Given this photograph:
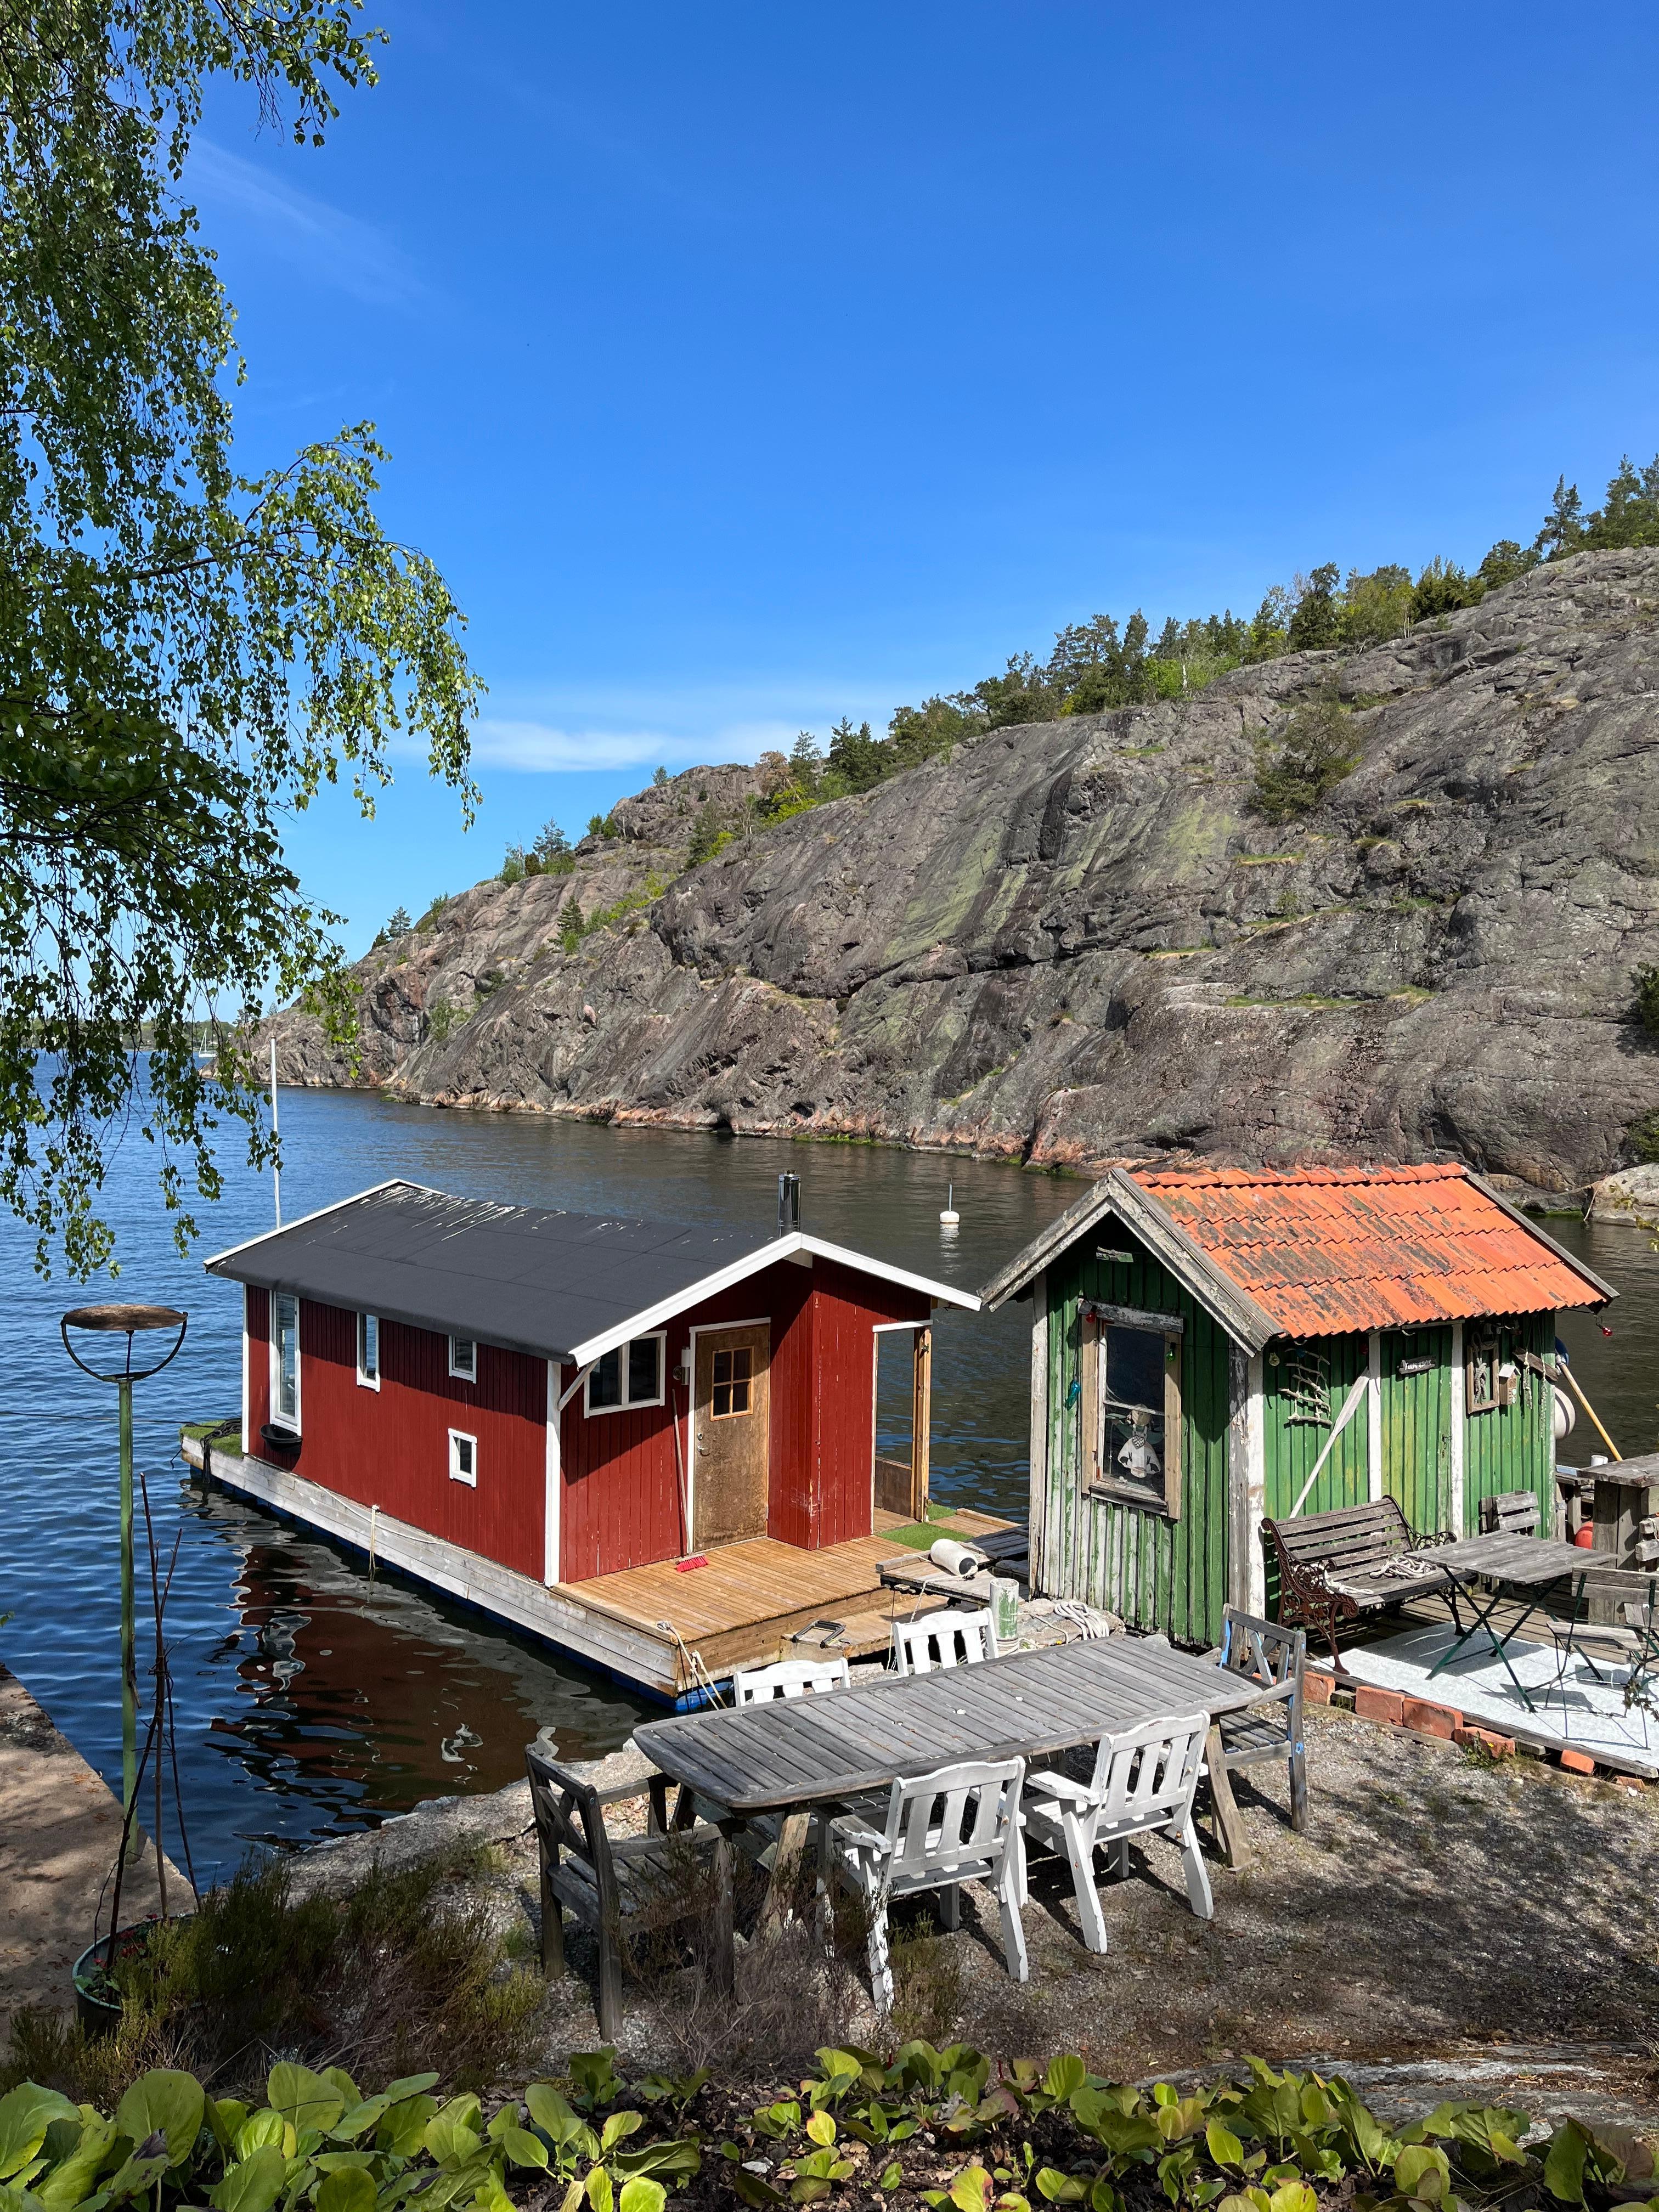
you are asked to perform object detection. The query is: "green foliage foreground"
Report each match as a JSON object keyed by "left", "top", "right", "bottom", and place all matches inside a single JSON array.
[{"left": 2, "top": 2040, "right": 1653, "bottom": 2212}]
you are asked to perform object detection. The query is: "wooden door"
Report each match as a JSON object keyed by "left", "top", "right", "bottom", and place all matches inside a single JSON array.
[{"left": 693, "top": 1324, "right": 771, "bottom": 1548}]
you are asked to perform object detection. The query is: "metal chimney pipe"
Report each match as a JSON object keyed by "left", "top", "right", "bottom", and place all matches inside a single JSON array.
[{"left": 777, "top": 1171, "right": 800, "bottom": 1235}]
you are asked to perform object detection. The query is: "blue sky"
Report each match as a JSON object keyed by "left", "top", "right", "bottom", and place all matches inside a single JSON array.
[{"left": 195, "top": 3, "right": 1659, "bottom": 956}]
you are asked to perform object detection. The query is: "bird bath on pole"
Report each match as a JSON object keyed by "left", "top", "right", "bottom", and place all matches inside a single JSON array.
[{"left": 60, "top": 1304, "right": 188, "bottom": 1816}]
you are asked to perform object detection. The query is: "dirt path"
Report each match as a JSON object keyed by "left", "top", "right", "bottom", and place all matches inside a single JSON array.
[
  {"left": 291, "top": 1700, "right": 1659, "bottom": 2125},
  {"left": 0, "top": 1662, "right": 189, "bottom": 2039}
]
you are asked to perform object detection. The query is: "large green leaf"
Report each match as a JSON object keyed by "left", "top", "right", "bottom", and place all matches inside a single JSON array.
[
  {"left": 266, "top": 2069, "right": 343, "bottom": 2136},
  {"left": 500, "top": 2129, "right": 549, "bottom": 2172},
  {"left": 208, "top": 2147, "right": 287, "bottom": 2212},
  {"left": 114, "top": 2075, "right": 204, "bottom": 2170},
  {"left": 617, "top": 2183, "right": 665, "bottom": 2212},
  {"left": 36, "top": 2113, "right": 120, "bottom": 2209},
  {"left": 232, "top": 2114, "right": 285, "bottom": 2160},
  {"left": 0, "top": 2089, "right": 78, "bottom": 2182},
  {"left": 315, "top": 2168, "right": 375, "bottom": 2212},
  {"left": 1544, "top": 2123, "right": 1590, "bottom": 2206}
]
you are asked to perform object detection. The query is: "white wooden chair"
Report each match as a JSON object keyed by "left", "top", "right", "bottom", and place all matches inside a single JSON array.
[
  {"left": 892, "top": 1607, "right": 998, "bottom": 1674},
  {"left": 1021, "top": 1709, "right": 1212, "bottom": 1954},
  {"left": 732, "top": 1655, "right": 851, "bottom": 1702},
  {"left": 830, "top": 1757, "right": 1028, "bottom": 2011}
]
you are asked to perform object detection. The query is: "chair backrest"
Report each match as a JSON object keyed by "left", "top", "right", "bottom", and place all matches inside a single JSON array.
[
  {"left": 732, "top": 1655, "right": 851, "bottom": 1703},
  {"left": 1218, "top": 1606, "right": 1305, "bottom": 1693},
  {"left": 892, "top": 1607, "right": 997, "bottom": 1675},
  {"left": 1480, "top": 1489, "right": 1541, "bottom": 1537},
  {"left": 524, "top": 1739, "right": 613, "bottom": 1894},
  {"left": 1084, "top": 1709, "right": 1209, "bottom": 1833},
  {"left": 879, "top": 1756, "right": 1024, "bottom": 1884},
  {"left": 1266, "top": 1496, "right": 1414, "bottom": 1571}
]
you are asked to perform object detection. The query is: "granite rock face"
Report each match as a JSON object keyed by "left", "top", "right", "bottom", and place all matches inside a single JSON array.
[{"left": 268, "top": 551, "right": 1659, "bottom": 1190}]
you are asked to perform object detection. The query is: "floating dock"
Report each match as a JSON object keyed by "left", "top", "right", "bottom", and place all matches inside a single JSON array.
[{"left": 180, "top": 1432, "right": 1014, "bottom": 1705}]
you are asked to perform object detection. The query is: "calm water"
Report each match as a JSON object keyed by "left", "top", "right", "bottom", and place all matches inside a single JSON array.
[
  {"left": 0, "top": 1093, "right": 1076, "bottom": 1880},
  {"left": 4, "top": 1094, "right": 1655, "bottom": 1884}
]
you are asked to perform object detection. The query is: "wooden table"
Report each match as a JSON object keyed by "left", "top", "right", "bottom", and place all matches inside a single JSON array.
[
  {"left": 635, "top": 1636, "right": 1269, "bottom": 1919},
  {"left": 1423, "top": 1531, "right": 1589, "bottom": 1711}
]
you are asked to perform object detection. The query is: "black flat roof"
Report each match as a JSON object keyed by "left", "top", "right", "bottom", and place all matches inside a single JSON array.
[{"left": 205, "top": 1180, "right": 778, "bottom": 1364}]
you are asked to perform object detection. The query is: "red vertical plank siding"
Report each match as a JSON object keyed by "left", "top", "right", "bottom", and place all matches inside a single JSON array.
[
  {"left": 249, "top": 1297, "right": 549, "bottom": 1581},
  {"left": 238, "top": 1254, "right": 927, "bottom": 1589},
  {"left": 805, "top": 1260, "right": 930, "bottom": 1548},
  {"left": 557, "top": 1262, "right": 817, "bottom": 1579},
  {"left": 246, "top": 1286, "right": 270, "bottom": 1442}
]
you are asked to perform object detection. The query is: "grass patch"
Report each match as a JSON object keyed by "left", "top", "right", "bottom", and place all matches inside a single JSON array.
[
  {"left": 1234, "top": 852, "right": 1301, "bottom": 866},
  {"left": 2, "top": 1848, "right": 545, "bottom": 2105},
  {"left": 1223, "top": 992, "right": 1369, "bottom": 1010}
]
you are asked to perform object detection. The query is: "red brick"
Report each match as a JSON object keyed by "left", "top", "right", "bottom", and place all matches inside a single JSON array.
[
  {"left": 1615, "top": 1774, "right": 1646, "bottom": 1793},
  {"left": 1303, "top": 1670, "right": 1335, "bottom": 1706},
  {"left": 1454, "top": 1725, "right": 1515, "bottom": 1757},
  {"left": 1354, "top": 1685, "right": 1405, "bottom": 1726},
  {"left": 1559, "top": 1748, "right": 1596, "bottom": 1776},
  {"left": 1402, "top": 1697, "right": 1462, "bottom": 1739}
]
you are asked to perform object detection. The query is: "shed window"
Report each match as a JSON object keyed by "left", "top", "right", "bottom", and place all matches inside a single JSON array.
[
  {"left": 357, "top": 1312, "right": 380, "bottom": 1390},
  {"left": 585, "top": 1333, "right": 666, "bottom": 1415},
  {"left": 272, "top": 1291, "right": 300, "bottom": 1428},
  {"left": 449, "top": 1335, "right": 476, "bottom": 1381},
  {"left": 449, "top": 1429, "right": 477, "bottom": 1486},
  {"left": 1081, "top": 1300, "right": 1183, "bottom": 1517}
]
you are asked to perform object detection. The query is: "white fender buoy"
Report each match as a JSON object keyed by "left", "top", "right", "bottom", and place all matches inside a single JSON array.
[{"left": 939, "top": 1181, "right": 960, "bottom": 1227}]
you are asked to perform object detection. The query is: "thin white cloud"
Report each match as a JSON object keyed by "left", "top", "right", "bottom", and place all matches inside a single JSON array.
[
  {"left": 187, "top": 138, "right": 425, "bottom": 307},
  {"left": 471, "top": 716, "right": 800, "bottom": 773}
]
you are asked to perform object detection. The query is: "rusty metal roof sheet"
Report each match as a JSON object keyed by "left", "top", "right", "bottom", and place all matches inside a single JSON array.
[{"left": 1127, "top": 1163, "right": 1611, "bottom": 1336}]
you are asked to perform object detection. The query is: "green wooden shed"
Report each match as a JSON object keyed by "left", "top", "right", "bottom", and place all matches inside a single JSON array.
[{"left": 980, "top": 1164, "right": 1614, "bottom": 1649}]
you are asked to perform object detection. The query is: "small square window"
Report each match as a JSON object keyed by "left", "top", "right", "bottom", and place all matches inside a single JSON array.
[
  {"left": 449, "top": 1429, "right": 477, "bottom": 1486},
  {"left": 449, "top": 1335, "right": 476, "bottom": 1381},
  {"left": 712, "top": 1345, "right": 753, "bottom": 1419},
  {"left": 357, "top": 1312, "right": 380, "bottom": 1389}
]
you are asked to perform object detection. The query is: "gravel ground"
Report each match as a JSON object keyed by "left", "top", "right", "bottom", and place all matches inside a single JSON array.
[{"left": 288, "top": 1704, "right": 1659, "bottom": 2123}]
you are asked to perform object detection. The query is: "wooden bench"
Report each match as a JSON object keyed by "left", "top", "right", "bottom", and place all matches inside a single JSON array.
[
  {"left": 1265, "top": 1497, "right": 1453, "bottom": 1667},
  {"left": 1479, "top": 1489, "right": 1541, "bottom": 1537}
]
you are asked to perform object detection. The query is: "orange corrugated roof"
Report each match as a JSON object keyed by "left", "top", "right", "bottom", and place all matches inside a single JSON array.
[{"left": 1127, "top": 1163, "right": 1605, "bottom": 1336}]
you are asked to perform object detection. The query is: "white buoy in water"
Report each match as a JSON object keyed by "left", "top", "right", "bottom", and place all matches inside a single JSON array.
[{"left": 939, "top": 1181, "right": 960, "bottom": 1227}]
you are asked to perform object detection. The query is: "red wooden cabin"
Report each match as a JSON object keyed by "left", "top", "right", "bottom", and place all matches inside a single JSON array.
[{"left": 202, "top": 1180, "right": 977, "bottom": 1694}]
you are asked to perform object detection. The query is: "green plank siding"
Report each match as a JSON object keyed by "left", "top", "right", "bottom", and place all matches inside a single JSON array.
[
  {"left": 1462, "top": 1312, "right": 1556, "bottom": 1533},
  {"left": 1380, "top": 1325, "right": 1453, "bottom": 1536},
  {"left": 1040, "top": 1236, "right": 1233, "bottom": 1647},
  {"left": 1262, "top": 1332, "right": 1370, "bottom": 1520}
]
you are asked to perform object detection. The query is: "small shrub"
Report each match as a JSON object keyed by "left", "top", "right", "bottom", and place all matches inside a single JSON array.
[
  {"left": 3, "top": 1850, "right": 544, "bottom": 2103},
  {"left": 426, "top": 998, "right": 455, "bottom": 1044},
  {"left": 652, "top": 765, "right": 669, "bottom": 787},
  {"left": 1633, "top": 962, "right": 1659, "bottom": 1035},
  {"left": 1251, "top": 697, "right": 1362, "bottom": 822},
  {"left": 415, "top": 891, "right": 449, "bottom": 930},
  {"left": 687, "top": 804, "right": 731, "bottom": 866},
  {"left": 587, "top": 811, "right": 619, "bottom": 839},
  {"left": 499, "top": 845, "right": 527, "bottom": 885},
  {"left": 1629, "top": 1111, "right": 1659, "bottom": 1165},
  {"left": 887, "top": 1909, "right": 967, "bottom": 2046}
]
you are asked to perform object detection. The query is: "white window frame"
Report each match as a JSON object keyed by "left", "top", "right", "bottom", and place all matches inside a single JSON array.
[
  {"left": 449, "top": 1334, "right": 477, "bottom": 1382},
  {"left": 583, "top": 1330, "right": 667, "bottom": 1417},
  {"left": 357, "top": 1311, "right": 381, "bottom": 1391},
  {"left": 269, "top": 1288, "right": 301, "bottom": 1432},
  {"left": 449, "top": 1428, "right": 478, "bottom": 1487}
]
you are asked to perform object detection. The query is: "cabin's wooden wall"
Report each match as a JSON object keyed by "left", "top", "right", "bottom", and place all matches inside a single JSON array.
[
  {"left": 791, "top": 1259, "right": 930, "bottom": 1549},
  {"left": 1040, "top": 1237, "right": 1233, "bottom": 1647},
  {"left": 245, "top": 1285, "right": 270, "bottom": 1442},
  {"left": 1462, "top": 1311, "right": 1556, "bottom": 1531},
  {"left": 244, "top": 1297, "right": 549, "bottom": 1581}
]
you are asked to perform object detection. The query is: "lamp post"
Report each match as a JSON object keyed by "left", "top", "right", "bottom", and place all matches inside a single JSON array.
[{"left": 60, "top": 1303, "right": 188, "bottom": 1816}]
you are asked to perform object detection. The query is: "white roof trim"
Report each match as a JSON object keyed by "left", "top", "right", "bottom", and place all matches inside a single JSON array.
[
  {"left": 201, "top": 1178, "right": 423, "bottom": 1271},
  {"left": 565, "top": 1229, "right": 978, "bottom": 1367}
]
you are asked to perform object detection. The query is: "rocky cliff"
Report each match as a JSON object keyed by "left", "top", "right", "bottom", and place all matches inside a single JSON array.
[{"left": 268, "top": 550, "right": 1659, "bottom": 1192}]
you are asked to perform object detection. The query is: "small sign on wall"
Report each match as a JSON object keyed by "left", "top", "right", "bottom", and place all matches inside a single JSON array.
[{"left": 1397, "top": 1356, "right": 1434, "bottom": 1376}]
